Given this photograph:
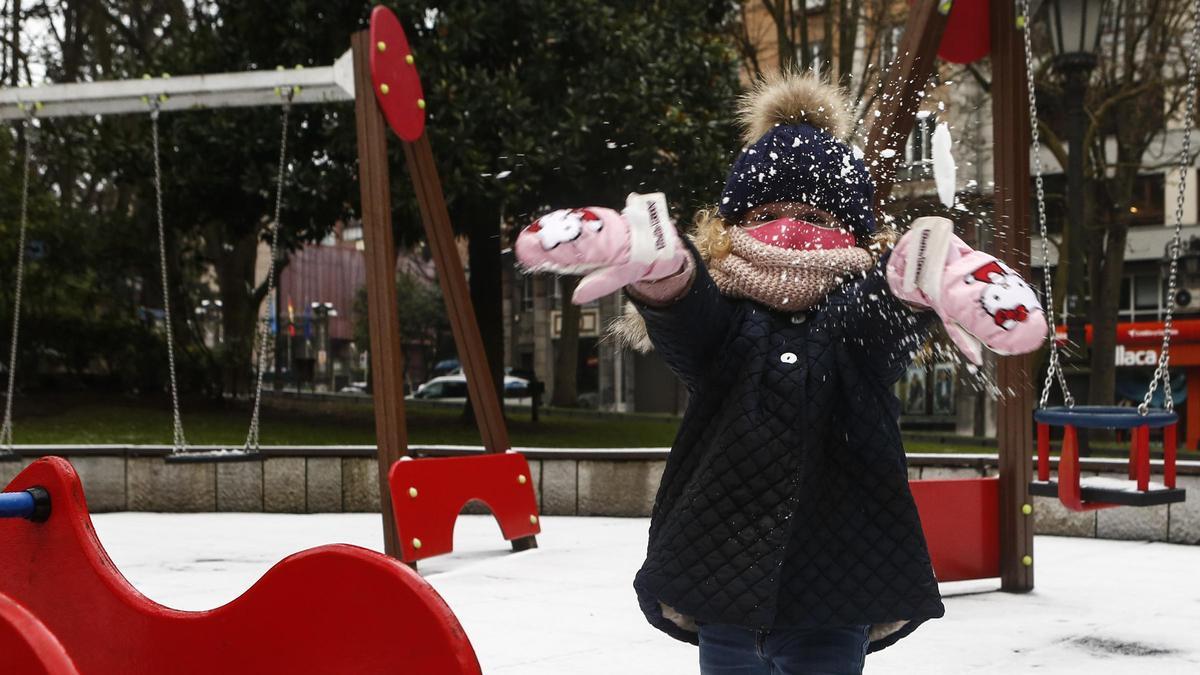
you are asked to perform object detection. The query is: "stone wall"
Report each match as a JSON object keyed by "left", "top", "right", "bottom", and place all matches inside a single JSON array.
[{"left": 1, "top": 449, "right": 1196, "bottom": 545}]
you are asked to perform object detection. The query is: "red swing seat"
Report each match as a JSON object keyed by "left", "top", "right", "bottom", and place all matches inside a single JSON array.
[{"left": 1032, "top": 406, "right": 1187, "bottom": 512}]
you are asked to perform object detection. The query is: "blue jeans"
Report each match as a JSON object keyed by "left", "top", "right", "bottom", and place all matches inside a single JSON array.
[{"left": 697, "top": 623, "right": 870, "bottom": 675}]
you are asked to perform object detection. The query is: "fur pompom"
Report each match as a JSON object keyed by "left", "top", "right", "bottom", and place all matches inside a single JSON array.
[
  {"left": 737, "top": 71, "right": 853, "bottom": 144},
  {"left": 606, "top": 302, "right": 654, "bottom": 353}
]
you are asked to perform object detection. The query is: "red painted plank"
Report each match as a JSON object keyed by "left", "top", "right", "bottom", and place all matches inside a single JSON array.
[
  {"left": 910, "top": 477, "right": 1001, "bottom": 582},
  {"left": 389, "top": 453, "right": 541, "bottom": 562},
  {"left": 0, "top": 458, "right": 481, "bottom": 675}
]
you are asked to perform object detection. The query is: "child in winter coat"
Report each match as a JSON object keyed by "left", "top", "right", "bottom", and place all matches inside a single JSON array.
[{"left": 515, "top": 72, "right": 1046, "bottom": 675}]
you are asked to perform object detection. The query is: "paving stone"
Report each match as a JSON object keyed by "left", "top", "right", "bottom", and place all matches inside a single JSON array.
[
  {"left": 1167, "top": 475, "right": 1200, "bottom": 544},
  {"left": 216, "top": 461, "right": 263, "bottom": 512},
  {"left": 342, "top": 458, "right": 381, "bottom": 512},
  {"left": 264, "top": 457, "right": 305, "bottom": 513},
  {"left": 578, "top": 460, "right": 664, "bottom": 517},
  {"left": 67, "top": 456, "right": 126, "bottom": 512},
  {"left": 306, "top": 457, "right": 343, "bottom": 513},
  {"left": 542, "top": 460, "right": 578, "bottom": 516},
  {"left": 127, "top": 457, "right": 215, "bottom": 511},
  {"left": 1033, "top": 495, "right": 1096, "bottom": 538}
]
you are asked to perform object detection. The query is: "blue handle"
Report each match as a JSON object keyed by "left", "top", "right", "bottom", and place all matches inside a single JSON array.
[{"left": 0, "top": 490, "right": 36, "bottom": 519}]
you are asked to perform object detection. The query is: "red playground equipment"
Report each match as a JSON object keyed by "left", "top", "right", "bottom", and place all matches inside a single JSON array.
[
  {"left": 390, "top": 453, "right": 541, "bottom": 562},
  {"left": 1033, "top": 408, "right": 1186, "bottom": 511},
  {"left": 0, "top": 458, "right": 483, "bottom": 674}
]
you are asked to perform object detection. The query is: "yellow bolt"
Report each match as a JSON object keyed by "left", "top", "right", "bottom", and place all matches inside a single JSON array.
[
  {"left": 34, "top": 101, "right": 42, "bottom": 110},
  {"left": 1022, "top": 555, "right": 1033, "bottom": 567},
  {"left": 405, "top": 54, "right": 415, "bottom": 65},
  {"left": 1016, "top": 16, "right": 1027, "bottom": 30},
  {"left": 161, "top": 72, "right": 171, "bottom": 79},
  {"left": 1022, "top": 503, "right": 1033, "bottom": 516},
  {"left": 417, "top": 98, "right": 426, "bottom": 110},
  {"left": 518, "top": 474, "right": 527, "bottom": 485},
  {"left": 377, "top": 41, "right": 387, "bottom": 52},
  {"left": 380, "top": 83, "right": 390, "bottom": 95},
  {"left": 159, "top": 93, "right": 169, "bottom": 103},
  {"left": 412, "top": 538, "right": 422, "bottom": 550},
  {"left": 408, "top": 487, "right": 418, "bottom": 498},
  {"left": 530, "top": 514, "right": 539, "bottom": 525},
  {"left": 142, "top": 74, "right": 152, "bottom": 79}
]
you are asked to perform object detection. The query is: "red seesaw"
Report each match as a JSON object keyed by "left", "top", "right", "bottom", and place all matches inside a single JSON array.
[{"left": 0, "top": 457, "right": 482, "bottom": 674}]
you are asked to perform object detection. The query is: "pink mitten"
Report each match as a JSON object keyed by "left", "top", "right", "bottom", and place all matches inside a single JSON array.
[
  {"left": 887, "top": 217, "right": 1048, "bottom": 365},
  {"left": 514, "top": 192, "right": 687, "bottom": 305}
]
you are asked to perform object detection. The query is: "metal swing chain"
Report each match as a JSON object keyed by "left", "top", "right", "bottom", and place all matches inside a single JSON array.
[
  {"left": 1140, "top": 0, "right": 1200, "bottom": 415},
  {"left": 151, "top": 104, "right": 188, "bottom": 453},
  {"left": 0, "top": 111, "right": 36, "bottom": 453},
  {"left": 1022, "top": 0, "right": 1075, "bottom": 409},
  {"left": 244, "top": 96, "right": 293, "bottom": 452}
]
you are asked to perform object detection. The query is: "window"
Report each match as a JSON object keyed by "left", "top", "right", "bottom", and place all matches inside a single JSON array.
[
  {"left": 521, "top": 275, "right": 535, "bottom": 312},
  {"left": 902, "top": 112, "right": 936, "bottom": 179},
  {"left": 880, "top": 25, "right": 905, "bottom": 69},
  {"left": 1118, "top": 174, "right": 1165, "bottom": 226},
  {"left": 1119, "top": 273, "right": 1166, "bottom": 322}
]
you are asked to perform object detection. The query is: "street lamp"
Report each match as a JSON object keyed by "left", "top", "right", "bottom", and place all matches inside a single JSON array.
[
  {"left": 311, "top": 302, "right": 338, "bottom": 390},
  {"left": 1046, "top": 0, "right": 1106, "bottom": 357}
]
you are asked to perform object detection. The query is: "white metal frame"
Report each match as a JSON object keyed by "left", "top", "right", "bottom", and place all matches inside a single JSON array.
[{"left": 0, "top": 50, "right": 355, "bottom": 120}]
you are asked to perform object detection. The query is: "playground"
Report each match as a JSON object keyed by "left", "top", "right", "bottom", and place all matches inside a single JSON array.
[
  {"left": 3, "top": 0, "right": 1200, "bottom": 673},
  {"left": 92, "top": 512, "right": 1200, "bottom": 674}
]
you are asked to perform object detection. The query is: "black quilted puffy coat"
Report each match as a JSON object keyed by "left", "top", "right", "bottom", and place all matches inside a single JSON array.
[{"left": 630, "top": 248, "right": 946, "bottom": 653}]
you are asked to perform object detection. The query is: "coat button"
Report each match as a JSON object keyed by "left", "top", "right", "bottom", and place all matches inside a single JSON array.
[{"left": 780, "top": 352, "right": 797, "bottom": 364}]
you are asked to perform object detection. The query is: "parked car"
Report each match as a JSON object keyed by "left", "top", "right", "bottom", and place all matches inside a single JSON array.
[
  {"left": 430, "top": 359, "right": 461, "bottom": 378},
  {"left": 411, "top": 373, "right": 532, "bottom": 404}
]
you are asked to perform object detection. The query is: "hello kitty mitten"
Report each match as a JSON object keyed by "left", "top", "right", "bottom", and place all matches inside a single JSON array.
[
  {"left": 886, "top": 216, "right": 1048, "bottom": 365},
  {"left": 514, "top": 192, "right": 688, "bottom": 305}
]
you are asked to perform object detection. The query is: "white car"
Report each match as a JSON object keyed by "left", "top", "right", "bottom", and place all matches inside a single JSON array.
[{"left": 410, "top": 374, "right": 531, "bottom": 404}]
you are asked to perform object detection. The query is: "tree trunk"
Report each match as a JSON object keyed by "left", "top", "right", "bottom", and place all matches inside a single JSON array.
[
  {"left": 1088, "top": 223, "right": 1128, "bottom": 408},
  {"left": 465, "top": 202, "right": 506, "bottom": 416},
  {"left": 208, "top": 225, "right": 261, "bottom": 399},
  {"left": 552, "top": 276, "right": 580, "bottom": 407}
]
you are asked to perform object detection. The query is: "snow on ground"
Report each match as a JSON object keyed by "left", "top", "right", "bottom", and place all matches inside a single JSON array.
[{"left": 91, "top": 513, "right": 1200, "bottom": 674}]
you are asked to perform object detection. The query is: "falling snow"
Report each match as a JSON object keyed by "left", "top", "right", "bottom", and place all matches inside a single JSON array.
[{"left": 932, "top": 122, "right": 956, "bottom": 208}]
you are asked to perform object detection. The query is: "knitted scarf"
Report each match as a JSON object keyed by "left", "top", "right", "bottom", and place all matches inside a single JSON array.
[{"left": 707, "top": 227, "right": 873, "bottom": 313}]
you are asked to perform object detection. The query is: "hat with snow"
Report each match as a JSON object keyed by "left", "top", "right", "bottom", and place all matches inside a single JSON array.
[{"left": 718, "top": 73, "right": 876, "bottom": 236}]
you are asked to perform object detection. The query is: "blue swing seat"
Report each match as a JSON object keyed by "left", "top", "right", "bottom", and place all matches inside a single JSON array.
[{"left": 1032, "top": 406, "right": 1186, "bottom": 511}]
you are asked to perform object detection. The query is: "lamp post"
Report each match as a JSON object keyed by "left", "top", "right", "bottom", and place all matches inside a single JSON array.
[
  {"left": 311, "top": 301, "right": 337, "bottom": 390},
  {"left": 1046, "top": 0, "right": 1106, "bottom": 362}
]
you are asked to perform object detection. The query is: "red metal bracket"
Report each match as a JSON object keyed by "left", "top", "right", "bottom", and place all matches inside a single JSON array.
[
  {"left": 910, "top": 477, "right": 1001, "bottom": 582},
  {"left": 1, "top": 458, "right": 482, "bottom": 674},
  {"left": 389, "top": 453, "right": 541, "bottom": 563}
]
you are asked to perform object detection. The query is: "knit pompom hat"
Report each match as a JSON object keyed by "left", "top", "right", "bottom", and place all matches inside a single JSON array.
[{"left": 718, "top": 72, "right": 876, "bottom": 236}]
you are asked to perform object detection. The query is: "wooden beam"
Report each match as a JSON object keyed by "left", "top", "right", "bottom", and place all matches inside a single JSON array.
[
  {"left": 401, "top": 135, "right": 511, "bottom": 455},
  {"left": 351, "top": 31, "right": 405, "bottom": 561},
  {"left": 863, "top": 0, "right": 951, "bottom": 206},
  {"left": 990, "top": 0, "right": 1036, "bottom": 593}
]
